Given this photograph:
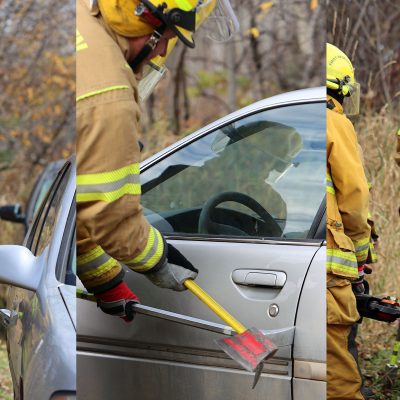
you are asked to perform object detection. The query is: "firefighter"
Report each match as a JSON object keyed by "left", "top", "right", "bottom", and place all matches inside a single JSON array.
[
  {"left": 76, "top": 0, "right": 238, "bottom": 320},
  {"left": 326, "top": 43, "right": 372, "bottom": 399}
]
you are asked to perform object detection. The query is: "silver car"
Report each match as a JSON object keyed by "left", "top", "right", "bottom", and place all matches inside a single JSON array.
[
  {"left": 0, "top": 158, "right": 76, "bottom": 399},
  {"left": 77, "top": 87, "right": 327, "bottom": 400},
  {"left": 0, "top": 160, "right": 65, "bottom": 236}
]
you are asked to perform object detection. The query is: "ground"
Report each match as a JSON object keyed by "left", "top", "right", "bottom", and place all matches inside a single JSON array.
[
  {"left": 359, "top": 321, "right": 400, "bottom": 399},
  {"left": 0, "top": 340, "right": 12, "bottom": 400}
]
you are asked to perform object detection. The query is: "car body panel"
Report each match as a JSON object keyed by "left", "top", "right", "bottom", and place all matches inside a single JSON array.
[
  {"left": 4, "top": 158, "right": 76, "bottom": 399},
  {"left": 78, "top": 351, "right": 292, "bottom": 400},
  {"left": 59, "top": 284, "right": 77, "bottom": 330},
  {"left": 294, "top": 246, "right": 326, "bottom": 363},
  {"left": 292, "top": 378, "right": 326, "bottom": 400},
  {"left": 77, "top": 88, "right": 326, "bottom": 399}
]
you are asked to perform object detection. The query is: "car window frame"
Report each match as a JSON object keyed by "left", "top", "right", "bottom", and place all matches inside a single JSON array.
[
  {"left": 25, "top": 161, "right": 72, "bottom": 254},
  {"left": 25, "top": 160, "right": 65, "bottom": 224},
  {"left": 141, "top": 99, "right": 326, "bottom": 244},
  {"left": 55, "top": 197, "right": 76, "bottom": 285}
]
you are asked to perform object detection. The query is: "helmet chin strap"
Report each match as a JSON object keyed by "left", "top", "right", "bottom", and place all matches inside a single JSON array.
[{"left": 129, "top": 25, "right": 166, "bottom": 71}]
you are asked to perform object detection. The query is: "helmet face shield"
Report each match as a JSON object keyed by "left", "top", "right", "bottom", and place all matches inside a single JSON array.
[
  {"left": 138, "top": 63, "right": 168, "bottom": 103},
  {"left": 199, "top": 0, "right": 239, "bottom": 43},
  {"left": 343, "top": 81, "right": 360, "bottom": 116},
  {"left": 138, "top": 0, "right": 239, "bottom": 101},
  {"left": 137, "top": 36, "right": 177, "bottom": 102}
]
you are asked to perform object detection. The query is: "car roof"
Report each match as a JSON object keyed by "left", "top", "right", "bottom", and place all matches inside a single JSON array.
[{"left": 142, "top": 86, "right": 325, "bottom": 168}]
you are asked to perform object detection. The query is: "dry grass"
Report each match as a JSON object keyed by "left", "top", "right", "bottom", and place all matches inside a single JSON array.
[
  {"left": 354, "top": 107, "right": 400, "bottom": 397},
  {"left": 355, "top": 108, "right": 400, "bottom": 297},
  {"left": 0, "top": 156, "right": 44, "bottom": 245},
  {"left": 0, "top": 340, "right": 13, "bottom": 400}
]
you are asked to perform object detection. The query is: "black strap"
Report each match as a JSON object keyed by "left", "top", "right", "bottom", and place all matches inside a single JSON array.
[
  {"left": 129, "top": 26, "right": 166, "bottom": 70},
  {"left": 327, "top": 99, "right": 335, "bottom": 110},
  {"left": 97, "top": 299, "right": 137, "bottom": 321}
]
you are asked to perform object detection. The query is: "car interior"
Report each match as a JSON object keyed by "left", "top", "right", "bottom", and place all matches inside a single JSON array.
[{"left": 142, "top": 113, "right": 325, "bottom": 241}]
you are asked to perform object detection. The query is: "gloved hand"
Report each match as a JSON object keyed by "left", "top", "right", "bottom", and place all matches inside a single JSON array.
[
  {"left": 144, "top": 244, "right": 198, "bottom": 291},
  {"left": 352, "top": 265, "right": 368, "bottom": 295},
  {"left": 96, "top": 281, "right": 140, "bottom": 322}
]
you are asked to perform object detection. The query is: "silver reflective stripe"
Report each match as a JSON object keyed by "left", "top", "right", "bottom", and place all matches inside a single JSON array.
[
  {"left": 355, "top": 242, "right": 369, "bottom": 252},
  {"left": 128, "top": 228, "right": 160, "bottom": 268},
  {"left": 77, "top": 174, "right": 140, "bottom": 194},
  {"left": 327, "top": 254, "right": 357, "bottom": 269},
  {"left": 326, "top": 178, "right": 334, "bottom": 190},
  {"left": 78, "top": 252, "right": 111, "bottom": 274}
]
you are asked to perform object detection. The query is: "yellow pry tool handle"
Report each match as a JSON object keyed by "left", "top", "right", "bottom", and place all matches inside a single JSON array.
[{"left": 184, "top": 279, "right": 246, "bottom": 334}]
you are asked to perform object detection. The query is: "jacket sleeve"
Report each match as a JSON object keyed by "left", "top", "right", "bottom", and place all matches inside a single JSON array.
[
  {"left": 327, "top": 113, "right": 370, "bottom": 265},
  {"left": 76, "top": 87, "right": 166, "bottom": 292}
]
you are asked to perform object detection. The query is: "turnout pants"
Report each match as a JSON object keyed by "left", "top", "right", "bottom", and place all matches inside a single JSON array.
[{"left": 327, "top": 274, "right": 365, "bottom": 400}]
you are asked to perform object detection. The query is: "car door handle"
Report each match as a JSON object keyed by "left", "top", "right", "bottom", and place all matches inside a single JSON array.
[
  {"left": 0, "top": 309, "right": 18, "bottom": 328},
  {"left": 232, "top": 269, "right": 287, "bottom": 288}
]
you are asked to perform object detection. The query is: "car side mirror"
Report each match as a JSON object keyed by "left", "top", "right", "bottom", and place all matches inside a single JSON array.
[
  {"left": 0, "top": 204, "right": 26, "bottom": 224},
  {"left": 0, "top": 245, "right": 42, "bottom": 291}
]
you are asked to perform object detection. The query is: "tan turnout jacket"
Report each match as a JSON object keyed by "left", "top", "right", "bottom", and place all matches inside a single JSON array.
[
  {"left": 76, "top": 0, "right": 165, "bottom": 294},
  {"left": 326, "top": 96, "right": 370, "bottom": 279}
]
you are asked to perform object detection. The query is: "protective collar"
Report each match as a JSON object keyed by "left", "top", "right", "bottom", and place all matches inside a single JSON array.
[{"left": 327, "top": 95, "right": 344, "bottom": 115}]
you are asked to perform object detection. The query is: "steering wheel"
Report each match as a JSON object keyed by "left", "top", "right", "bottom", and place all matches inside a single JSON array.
[{"left": 198, "top": 191, "right": 282, "bottom": 237}]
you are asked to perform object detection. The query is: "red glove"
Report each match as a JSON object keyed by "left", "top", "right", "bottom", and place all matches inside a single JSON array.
[{"left": 96, "top": 282, "right": 139, "bottom": 322}]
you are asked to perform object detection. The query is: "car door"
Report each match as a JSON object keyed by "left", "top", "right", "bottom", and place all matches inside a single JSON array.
[
  {"left": 5, "top": 160, "right": 73, "bottom": 399},
  {"left": 77, "top": 94, "right": 326, "bottom": 400}
]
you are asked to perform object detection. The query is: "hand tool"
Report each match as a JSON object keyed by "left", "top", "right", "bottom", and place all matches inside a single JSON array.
[
  {"left": 356, "top": 294, "right": 400, "bottom": 323},
  {"left": 78, "top": 281, "right": 278, "bottom": 388},
  {"left": 77, "top": 288, "right": 236, "bottom": 335},
  {"left": 183, "top": 279, "right": 277, "bottom": 388}
]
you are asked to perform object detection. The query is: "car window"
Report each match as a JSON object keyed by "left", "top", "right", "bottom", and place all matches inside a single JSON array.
[
  {"left": 56, "top": 201, "right": 76, "bottom": 286},
  {"left": 27, "top": 163, "right": 71, "bottom": 255},
  {"left": 25, "top": 161, "right": 65, "bottom": 225},
  {"left": 64, "top": 231, "right": 76, "bottom": 285},
  {"left": 141, "top": 102, "right": 325, "bottom": 239}
]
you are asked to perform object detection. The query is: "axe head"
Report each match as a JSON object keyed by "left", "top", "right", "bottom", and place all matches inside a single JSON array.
[{"left": 216, "top": 327, "right": 278, "bottom": 378}]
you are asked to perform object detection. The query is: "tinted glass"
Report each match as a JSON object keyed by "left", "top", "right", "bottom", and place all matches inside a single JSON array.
[
  {"left": 30, "top": 165, "right": 71, "bottom": 255},
  {"left": 141, "top": 102, "right": 326, "bottom": 239},
  {"left": 65, "top": 232, "right": 76, "bottom": 285}
]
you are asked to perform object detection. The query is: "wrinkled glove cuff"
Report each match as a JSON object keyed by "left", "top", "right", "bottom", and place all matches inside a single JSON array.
[{"left": 97, "top": 299, "right": 139, "bottom": 321}]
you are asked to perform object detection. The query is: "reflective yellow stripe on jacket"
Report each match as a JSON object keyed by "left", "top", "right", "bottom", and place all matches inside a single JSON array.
[
  {"left": 76, "top": 85, "right": 130, "bottom": 102},
  {"left": 76, "top": 163, "right": 141, "bottom": 203},
  {"left": 78, "top": 246, "right": 115, "bottom": 279},
  {"left": 326, "top": 173, "right": 335, "bottom": 194},
  {"left": 326, "top": 171, "right": 358, "bottom": 278},
  {"left": 124, "top": 226, "right": 164, "bottom": 272},
  {"left": 353, "top": 237, "right": 370, "bottom": 265},
  {"left": 76, "top": 29, "right": 88, "bottom": 52},
  {"left": 326, "top": 248, "right": 358, "bottom": 277}
]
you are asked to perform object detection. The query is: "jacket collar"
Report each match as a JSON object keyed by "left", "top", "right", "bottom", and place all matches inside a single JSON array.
[{"left": 327, "top": 95, "right": 344, "bottom": 115}]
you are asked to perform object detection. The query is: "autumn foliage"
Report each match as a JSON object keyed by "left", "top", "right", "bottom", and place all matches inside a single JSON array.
[{"left": 0, "top": 1, "right": 75, "bottom": 243}]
